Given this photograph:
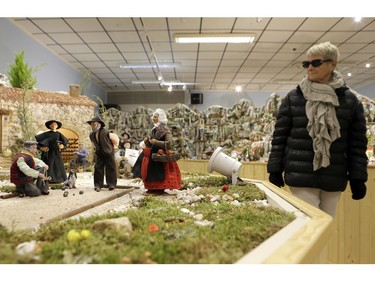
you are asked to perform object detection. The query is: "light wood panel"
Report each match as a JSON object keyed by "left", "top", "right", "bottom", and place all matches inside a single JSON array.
[
  {"left": 178, "top": 159, "right": 375, "bottom": 264},
  {"left": 237, "top": 179, "right": 333, "bottom": 264}
]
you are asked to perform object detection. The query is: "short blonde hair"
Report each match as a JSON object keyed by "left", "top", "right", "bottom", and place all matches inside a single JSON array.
[{"left": 307, "top": 41, "right": 339, "bottom": 61}]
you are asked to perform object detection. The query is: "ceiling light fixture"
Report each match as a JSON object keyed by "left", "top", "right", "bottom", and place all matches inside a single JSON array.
[
  {"left": 235, "top": 86, "right": 242, "bottom": 93},
  {"left": 120, "top": 63, "right": 180, "bottom": 69},
  {"left": 132, "top": 80, "right": 162, "bottom": 84},
  {"left": 132, "top": 80, "right": 199, "bottom": 88},
  {"left": 174, "top": 33, "right": 255, "bottom": 44},
  {"left": 162, "top": 81, "right": 196, "bottom": 86}
]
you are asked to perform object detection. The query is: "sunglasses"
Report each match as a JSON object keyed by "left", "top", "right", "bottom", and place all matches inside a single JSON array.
[{"left": 302, "top": 59, "right": 332, "bottom": 68}]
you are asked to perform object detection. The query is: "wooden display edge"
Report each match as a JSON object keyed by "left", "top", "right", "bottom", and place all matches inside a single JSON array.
[{"left": 236, "top": 179, "right": 333, "bottom": 264}]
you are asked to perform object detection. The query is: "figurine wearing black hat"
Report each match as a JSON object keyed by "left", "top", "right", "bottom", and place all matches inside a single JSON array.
[
  {"left": 10, "top": 140, "right": 50, "bottom": 197},
  {"left": 87, "top": 116, "right": 119, "bottom": 191},
  {"left": 35, "top": 120, "right": 68, "bottom": 183},
  {"left": 119, "top": 131, "right": 133, "bottom": 150}
]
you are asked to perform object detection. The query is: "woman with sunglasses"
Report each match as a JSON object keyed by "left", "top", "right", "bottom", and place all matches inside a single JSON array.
[{"left": 267, "top": 41, "right": 368, "bottom": 217}]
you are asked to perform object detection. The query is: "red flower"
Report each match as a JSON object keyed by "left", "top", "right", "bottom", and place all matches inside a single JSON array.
[
  {"left": 148, "top": 224, "right": 159, "bottom": 232},
  {"left": 221, "top": 185, "right": 229, "bottom": 192}
]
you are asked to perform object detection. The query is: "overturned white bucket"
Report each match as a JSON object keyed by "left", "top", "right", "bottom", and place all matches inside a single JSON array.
[{"left": 207, "top": 147, "right": 242, "bottom": 185}]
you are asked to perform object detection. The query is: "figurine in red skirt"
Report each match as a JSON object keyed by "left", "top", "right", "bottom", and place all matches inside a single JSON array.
[{"left": 135, "top": 108, "right": 182, "bottom": 194}]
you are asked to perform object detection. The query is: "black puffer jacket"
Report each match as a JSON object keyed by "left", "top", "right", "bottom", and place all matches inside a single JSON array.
[{"left": 267, "top": 85, "right": 368, "bottom": 191}]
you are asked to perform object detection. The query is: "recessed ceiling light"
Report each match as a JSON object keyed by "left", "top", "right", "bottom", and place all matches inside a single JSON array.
[
  {"left": 365, "top": 63, "right": 371, "bottom": 68},
  {"left": 235, "top": 86, "right": 242, "bottom": 92},
  {"left": 347, "top": 73, "right": 352, "bottom": 77}
]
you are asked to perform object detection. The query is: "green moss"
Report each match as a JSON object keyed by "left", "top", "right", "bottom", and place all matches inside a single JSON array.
[
  {"left": 0, "top": 174, "right": 10, "bottom": 182},
  {"left": 0, "top": 175, "right": 295, "bottom": 264},
  {"left": 0, "top": 185, "right": 15, "bottom": 193}
]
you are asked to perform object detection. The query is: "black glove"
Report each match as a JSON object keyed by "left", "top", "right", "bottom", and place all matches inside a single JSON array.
[
  {"left": 269, "top": 173, "right": 284, "bottom": 187},
  {"left": 350, "top": 180, "right": 367, "bottom": 200}
]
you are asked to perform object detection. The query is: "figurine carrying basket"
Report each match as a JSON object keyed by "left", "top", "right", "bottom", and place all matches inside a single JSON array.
[{"left": 151, "top": 142, "right": 181, "bottom": 163}]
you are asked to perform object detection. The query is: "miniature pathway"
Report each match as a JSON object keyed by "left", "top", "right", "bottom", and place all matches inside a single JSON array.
[{"left": 0, "top": 187, "right": 137, "bottom": 231}]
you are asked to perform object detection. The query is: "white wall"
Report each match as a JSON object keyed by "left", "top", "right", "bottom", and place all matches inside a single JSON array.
[
  {"left": 186, "top": 84, "right": 375, "bottom": 111},
  {"left": 358, "top": 83, "right": 375, "bottom": 99},
  {"left": 184, "top": 91, "right": 288, "bottom": 111},
  {"left": 0, "top": 18, "right": 106, "bottom": 103}
]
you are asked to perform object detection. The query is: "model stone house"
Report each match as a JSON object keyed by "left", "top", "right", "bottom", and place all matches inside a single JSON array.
[{"left": 0, "top": 85, "right": 97, "bottom": 163}]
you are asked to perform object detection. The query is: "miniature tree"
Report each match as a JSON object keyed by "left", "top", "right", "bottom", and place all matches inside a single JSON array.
[
  {"left": 6, "top": 50, "right": 40, "bottom": 155},
  {"left": 79, "top": 69, "right": 92, "bottom": 96},
  {"left": 8, "top": 76, "right": 38, "bottom": 156},
  {"left": 17, "top": 77, "right": 37, "bottom": 140},
  {"left": 6, "top": 50, "right": 37, "bottom": 89}
]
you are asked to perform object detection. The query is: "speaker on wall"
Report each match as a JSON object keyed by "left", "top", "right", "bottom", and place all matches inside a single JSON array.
[{"left": 191, "top": 93, "right": 203, "bottom": 104}]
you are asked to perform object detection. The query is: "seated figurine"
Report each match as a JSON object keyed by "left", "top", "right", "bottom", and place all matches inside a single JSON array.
[{"left": 69, "top": 143, "right": 88, "bottom": 171}]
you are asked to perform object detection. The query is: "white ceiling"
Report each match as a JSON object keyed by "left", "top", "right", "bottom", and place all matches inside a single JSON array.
[{"left": 11, "top": 17, "right": 375, "bottom": 93}]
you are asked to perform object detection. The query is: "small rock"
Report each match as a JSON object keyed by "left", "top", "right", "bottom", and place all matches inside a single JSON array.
[
  {"left": 194, "top": 220, "right": 214, "bottom": 227},
  {"left": 79, "top": 190, "right": 84, "bottom": 195},
  {"left": 16, "top": 240, "right": 38, "bottom": 256},
  {"left": 63, "top": 191, "right": 69, "bottom": 197},
  {"left": 193, "top": 214, "right": 203, "bottom": 221},
  {"left": 180, "top": 208, "right": 190, "bottom": 214}
]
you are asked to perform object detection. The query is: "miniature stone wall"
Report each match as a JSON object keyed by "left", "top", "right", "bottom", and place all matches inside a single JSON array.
[
  {"left": 0, "top": 86, "right": 96, "bottom": 158},
  {"left": 101, "top": 94, "right": 283, "bottom": 161},
  {"left": 2, "top": 83, "right": 374, "bottom": 163},
  {"left": 102, "top": 92, "right": 375, "bottom": 162}
]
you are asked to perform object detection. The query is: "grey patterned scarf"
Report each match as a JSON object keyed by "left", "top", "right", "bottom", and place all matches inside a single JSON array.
[{"left": 299, "top": 70, "right": 344, "bottom": 171}]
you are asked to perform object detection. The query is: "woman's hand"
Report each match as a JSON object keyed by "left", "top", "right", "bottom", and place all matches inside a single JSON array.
[{"left": 150, "top": 139, "right": 156, "bottom": 144}]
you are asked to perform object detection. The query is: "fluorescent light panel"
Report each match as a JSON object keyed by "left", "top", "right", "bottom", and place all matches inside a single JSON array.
[
  {"left": 174, "top": 33, "right": 255, "bottom": 43},
  {"left": 132, "top": 80, "right": 161, "bottom": 84},
  {"left": 132, "top": 80, "right": 200, "bottom": 87},
  {"left": 120, "top": 63, "right": 180, "bottom": 69},
  {"left": 132, "top": 80, "right": 182, "bottom": 85}
]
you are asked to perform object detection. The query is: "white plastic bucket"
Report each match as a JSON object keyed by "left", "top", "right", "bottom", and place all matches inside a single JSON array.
[{"left": 207, "top": 147, "right": 242, "bottom": 184}]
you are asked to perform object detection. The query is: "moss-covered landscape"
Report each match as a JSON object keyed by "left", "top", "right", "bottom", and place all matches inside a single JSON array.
[{"left": 0, "top": 173, "right": 295, "bottom": 264}]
